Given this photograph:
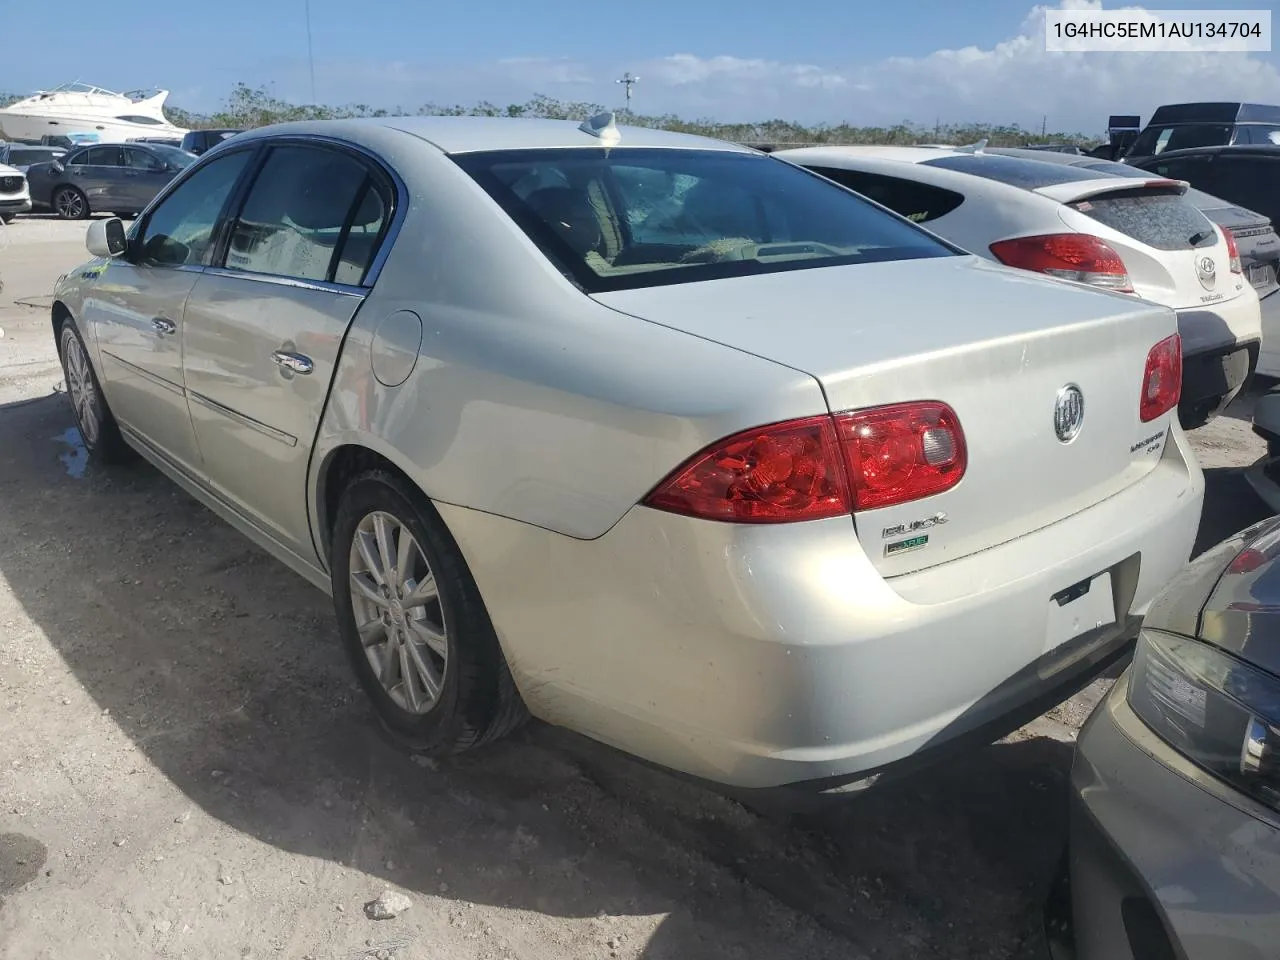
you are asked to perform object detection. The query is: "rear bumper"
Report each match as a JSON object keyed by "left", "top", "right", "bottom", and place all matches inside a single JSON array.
[
  {"left": 1175, "top": 289, "right": 1263, "bottom": 417},
  {"left": 1061, "top": 673, "right": 1280, "bottom": 960},
  {"left": 1179, "top": 336, "right": 1258, "bottom": 419},
  {"left": 440, "top": 423, "right": 1204, "bottom": 791}
]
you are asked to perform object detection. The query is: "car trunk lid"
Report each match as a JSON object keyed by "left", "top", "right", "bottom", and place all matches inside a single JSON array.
[{"left": 594, "top": 254, "right": 1181, "bottom": 577}]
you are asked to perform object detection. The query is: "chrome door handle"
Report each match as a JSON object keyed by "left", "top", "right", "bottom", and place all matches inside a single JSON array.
[
  {"left": 271, "top": 350, "right": 313, "bottom": 375},
  {"left": 152, "top": 317, "right": 176, "bottom": 335}
]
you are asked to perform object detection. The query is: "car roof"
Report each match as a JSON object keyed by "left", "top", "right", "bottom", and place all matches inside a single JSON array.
[
  {"left": 1130, "top": 144, "right": 1280, "bottom": 161},
  {"left": 227, "top": 116, "right": 754, "bottom": 156},
  {"left": 1148, "top": 102, "right": 1280, "bottom": 126}
]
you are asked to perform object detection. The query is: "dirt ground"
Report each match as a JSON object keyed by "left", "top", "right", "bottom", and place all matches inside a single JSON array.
[{"left": 0, "top": 216, "right": 1272, "bottom": 960}]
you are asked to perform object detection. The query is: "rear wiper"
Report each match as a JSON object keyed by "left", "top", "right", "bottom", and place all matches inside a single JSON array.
[{"left": 1189, "top": 230, "right": 1214, "bottom": 247}]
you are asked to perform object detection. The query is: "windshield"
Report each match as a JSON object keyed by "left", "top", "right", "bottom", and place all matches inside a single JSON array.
[{"left": 453, "top": 148, "right": 956, "bottom": 293}]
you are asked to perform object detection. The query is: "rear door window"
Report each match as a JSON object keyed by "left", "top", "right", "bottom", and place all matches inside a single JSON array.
[
  {"left": 84, "top": 146, "right": 123, "bottom": 167},
  {"left": 1236, "top": 126, "right": 1280, "bottom": 145},
  {"left": 803, "top": 167, "right": 965, "bottom": 223}
]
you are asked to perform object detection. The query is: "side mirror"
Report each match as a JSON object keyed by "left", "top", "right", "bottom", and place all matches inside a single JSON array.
[
  {"left": 51, "top": 160, "right": 64, "bottom": 174},
  {"left": 86, "top": 218, "right": 128, "bottom": 258}
]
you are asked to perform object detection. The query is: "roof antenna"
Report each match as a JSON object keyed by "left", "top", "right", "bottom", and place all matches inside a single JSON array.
[
  {"left": 954, "top": 138, "right": 988, "bottom": 155},
  {"left": 579, "top": 111, "right": 622, "bottom": 145}
]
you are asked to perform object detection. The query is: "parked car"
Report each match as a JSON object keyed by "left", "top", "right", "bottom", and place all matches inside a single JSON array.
[
  {"left": 1250, "top": 389, "right": 1280, "bottom": 510},
  {"left": 1050, "top": 514, "right": 1280, "bottom": 960},
  {"left": 26, "top": 142, "right": 194, "bottom": 220},
  {"left": 180, "top": 128, "right": 243, "bottom": 156},
  {"left": 127, "top": 136, "right": 184, "bottom": 148},
  {"left": 1123, "top": 101, "right": 1280, "bottom": 162},
  {"left": 998, "top": 146, "right": 1280, "bottom": 377},
  {"left": 0, "top": 162, "right": 30, "bottom": 222},
  {"left": 1021, "top": 143, "right": 1085, "bottom": 155},
  {"left": 50, "top": 115, "right": 1204, "bottom": 794},
  {"left": 780, "top": 146, "right": 1262, "bottom": 428},
  {"left": 0, "top": 142, "right": 65, "bottom": 172}
]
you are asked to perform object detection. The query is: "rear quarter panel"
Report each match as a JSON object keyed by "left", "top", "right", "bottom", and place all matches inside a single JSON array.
[{"left": 308, "top": 135, "right": 827, "bottom": 549}]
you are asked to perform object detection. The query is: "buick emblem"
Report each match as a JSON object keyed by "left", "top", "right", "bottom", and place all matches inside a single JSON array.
[
  {"left": 1054, "top": 384, "right": 1085, "bottom": 443},
  {"left": 1196, "top": 255, "right": 1217, "bottom": 289}
]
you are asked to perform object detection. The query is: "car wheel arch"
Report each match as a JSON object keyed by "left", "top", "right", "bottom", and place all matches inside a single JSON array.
[
  {"left": 51, "top": 300, "right": 74, "bottom": 349},
  {"left": 316, "top": 443, "right": 442, "bottom": 566}
]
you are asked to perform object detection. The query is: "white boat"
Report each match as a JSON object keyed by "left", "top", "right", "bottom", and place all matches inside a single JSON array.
[{"left": 0, "top": 82, "right": 189, "bottom": 145}]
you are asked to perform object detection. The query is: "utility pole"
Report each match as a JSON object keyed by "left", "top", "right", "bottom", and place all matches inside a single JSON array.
[
  {"left": 616, "top": 72, "right": 639, "bottom": 112},
  {"left": 1042, "top": 115, "right": 1047, "bottom": 136},
  {"left": 304, "top": 0, "right": 317, "bottom": 104}
]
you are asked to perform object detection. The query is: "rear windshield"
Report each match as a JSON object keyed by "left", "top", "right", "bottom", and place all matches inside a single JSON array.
[
  {"left": 920, "top": 154, "right": 1108, "bottom": 189},
  {"left": 453, "top": 148, "right": 956, "bottom": 293},
  {"left": 1067, "top": 189, "right": 1218, "bottom": 251}
]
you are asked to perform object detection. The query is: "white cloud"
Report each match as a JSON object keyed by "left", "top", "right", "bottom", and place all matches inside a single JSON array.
[{"left": 247, "top": 0, "right": 1280, "bottom": 133}]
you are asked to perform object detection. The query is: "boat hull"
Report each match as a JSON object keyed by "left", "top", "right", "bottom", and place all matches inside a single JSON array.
[{"left": 0, "top": 110, "right": 188, "bottom": 144}]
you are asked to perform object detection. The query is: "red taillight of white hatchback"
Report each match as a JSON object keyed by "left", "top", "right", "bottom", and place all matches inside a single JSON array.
[
  {"left": 1223, "top": 227, "right": 1243, "bottom": 274},
  {"left": 989, "top": 233, "right": 1135, "bottom": 294},
  {"left": 642, "top": 402, "right": 967, "bottom": 523},
  {"left": 1140, "top": 333, "right": 1182, "bottom": 423}
]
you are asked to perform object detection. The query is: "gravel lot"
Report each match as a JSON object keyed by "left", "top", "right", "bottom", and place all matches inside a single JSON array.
[{"left": 0, "top": 216, "right": 1272, "bottom": 960}]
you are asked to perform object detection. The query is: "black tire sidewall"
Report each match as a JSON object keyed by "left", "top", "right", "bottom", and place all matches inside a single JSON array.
[
  {"left": 58, "top": 321, "right": 105, "bottom": 454},
  {"left": 331, "top": 474, "right": 496, "bottom": 751}
]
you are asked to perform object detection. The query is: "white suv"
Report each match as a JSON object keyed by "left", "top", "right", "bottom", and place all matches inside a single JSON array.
[{"left": 0, "top": 162, "right": 31, "bottom": 223}]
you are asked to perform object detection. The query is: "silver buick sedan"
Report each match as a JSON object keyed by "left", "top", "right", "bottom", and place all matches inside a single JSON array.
[{"left": 51, "top": 114, "right": 1204, "bottom": 794}]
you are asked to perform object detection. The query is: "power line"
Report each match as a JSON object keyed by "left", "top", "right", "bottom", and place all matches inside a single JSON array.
[{"left": 304, "top": 0, "right": 317, "bottom": 104}]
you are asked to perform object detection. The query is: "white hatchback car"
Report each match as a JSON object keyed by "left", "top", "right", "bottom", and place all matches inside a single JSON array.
[
  {"left": 51, "top": 117, "right": 1205, "bottom": 795},
  {"left": 0, "top": 161, "right": 31, "bottom": 223},
  {"left": 780, "top": 146, "right": 1262, "bottom": 429}
]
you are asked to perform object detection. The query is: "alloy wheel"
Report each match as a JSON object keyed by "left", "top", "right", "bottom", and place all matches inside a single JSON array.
[
  {"left": 348, "top": 510, "right": 449, "bottom": 714},
  {"left": 56, "top": 189, "right": 84, "bottom": 219},
  {"left": 61, "top": 328, "right": 100, "bottom": 446}
]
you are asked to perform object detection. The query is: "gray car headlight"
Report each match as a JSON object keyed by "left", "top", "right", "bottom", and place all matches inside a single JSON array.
[{"left": 1128, "top": 629, "right": 1280, "bottom": 812}]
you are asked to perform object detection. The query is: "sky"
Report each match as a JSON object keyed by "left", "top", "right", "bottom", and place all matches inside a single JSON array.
[{"left": 4, "top": 0, "right": 1279, "bottom": 133}]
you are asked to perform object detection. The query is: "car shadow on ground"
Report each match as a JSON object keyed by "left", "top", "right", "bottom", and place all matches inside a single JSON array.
[{"left": 0, "top": 393, "right": 1272, "bottom": 960}]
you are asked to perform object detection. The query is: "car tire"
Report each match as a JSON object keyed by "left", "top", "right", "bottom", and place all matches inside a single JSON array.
[
  {"left": 56, "top": 317, "right": 134, "bottom": 463},
  {"left": 330, "top": 469, "right": 528, "bottom": 756},
  {"left": 53, "top": 186, "right": 88, "bottom": 220},
  {"left": 0, "top": 214, "right": 13, "bottom": 224}
]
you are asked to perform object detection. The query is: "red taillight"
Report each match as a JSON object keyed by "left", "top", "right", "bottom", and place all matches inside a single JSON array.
[
  {"left": 836, "top": 401, "right": 967, "bottom": 510},
  {"left": 641, "top": 415, "right": 850, "bottom": 523},
  {"left": 1140, "top": 333, "right": 1182, "bottom": 423},
  {"left": 1223, "top": 227, "right": 1243, "bottom": 274},
  {"left": 1229, "top": 548, "right": 1267, "bottom": 575},
  {"left": 642, "top": 402, "right": 967, "bottom": 523},
  {"left": 989, "top": 233, "right": 1134, "bottom": 294}
]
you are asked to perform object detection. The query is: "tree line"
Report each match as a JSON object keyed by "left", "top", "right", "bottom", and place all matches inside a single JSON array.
[{"left": 1, "top": 83, "right": 1101, "bottom": 148}]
